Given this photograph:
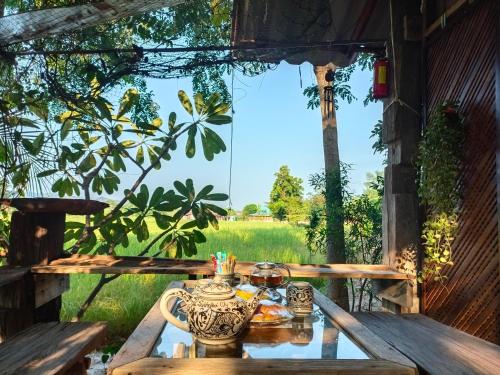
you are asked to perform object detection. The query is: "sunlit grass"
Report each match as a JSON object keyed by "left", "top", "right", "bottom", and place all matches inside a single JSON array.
[{"left": 61, "top": 221, "right": 325, "bottom": 340}]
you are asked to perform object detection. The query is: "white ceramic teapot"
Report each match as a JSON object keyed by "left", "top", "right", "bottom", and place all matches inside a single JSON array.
[{"left": 160, "top": 281, "right": 264, "bottom": 345}]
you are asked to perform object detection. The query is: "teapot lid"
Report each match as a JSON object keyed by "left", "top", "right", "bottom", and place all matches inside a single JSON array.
[
  {"left": 255, "top": 261, "right": 276, "bottom": 270},
  {"left": 199, "top": 281, "right": 235, "bottom": 299}
]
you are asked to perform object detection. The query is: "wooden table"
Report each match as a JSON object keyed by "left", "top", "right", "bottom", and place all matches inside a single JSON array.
[{"left": 108, "top": 280, "right": 417, "bottom": 375}]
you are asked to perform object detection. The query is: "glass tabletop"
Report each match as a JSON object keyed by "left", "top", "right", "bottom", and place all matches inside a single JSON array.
[{"left": 151, "top": 289, "right": 370, "bottom": 360}]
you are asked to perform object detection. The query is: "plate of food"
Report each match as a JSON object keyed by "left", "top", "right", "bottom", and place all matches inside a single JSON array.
[
  {"left": 250, "top": 300, "right": 294, "bottom": 325},
  {"left": 235, "top": 284, "right": 275, "bottom": 301}
]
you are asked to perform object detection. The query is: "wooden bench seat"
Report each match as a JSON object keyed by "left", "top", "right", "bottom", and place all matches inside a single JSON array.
[
  {"left": 353, "top": 312, "right": 500, "bottom": 375},
  {"left": 0, "top": 321, "right": 106, "bottom": 375}
]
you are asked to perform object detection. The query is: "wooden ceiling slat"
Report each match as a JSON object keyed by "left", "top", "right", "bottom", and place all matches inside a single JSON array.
[{"left": 0, "top": 0, "right": 185, "bottom": 45}]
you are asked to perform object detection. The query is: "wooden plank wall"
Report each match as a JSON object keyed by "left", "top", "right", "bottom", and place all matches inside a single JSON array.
[{"left": 423, "top": 0, "right": 499, "bottom": 344}]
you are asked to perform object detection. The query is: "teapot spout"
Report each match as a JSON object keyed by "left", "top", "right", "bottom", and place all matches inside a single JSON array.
[{"left": 246, "top": 288, "right": 266, "bottom": 317}]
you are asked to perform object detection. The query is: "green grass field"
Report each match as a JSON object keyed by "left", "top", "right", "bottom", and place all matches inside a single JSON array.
[{"left": 61, "top": 221, "right": 325, "bottom": 341}]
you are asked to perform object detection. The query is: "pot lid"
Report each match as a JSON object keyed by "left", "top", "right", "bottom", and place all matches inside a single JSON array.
[
  {"left": 199, "top": 281, "right": 235, "bottom": 299},
  {"left": 255, "top": 261, "right": 277, "bottom": 270}
]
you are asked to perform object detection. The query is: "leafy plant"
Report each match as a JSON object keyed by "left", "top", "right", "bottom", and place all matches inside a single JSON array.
[
  {"left": 241, "top": 203, "right": 258, "bottom": 219},
  {"left": 417, "top": 101, "right": 464, "bottom": 283},
  {"left": 0, "top": 87, "right": 231, "bottom": 318},
  {"left": 369, "top": 120, "right": 387, "bottom": 163},
  {"left": 47, "top": 88, "right": 230, "bottom": 257},
  {"left": 0, "top": 81, "right": 54, "bottom": 197},
  {"left": 419, "top": 213, "right": 457, "bottom": 282},
  {"left": 268, "top": 166, "right": 305, "bottom": 222},
  {"left": 305, "top": 168, "right": 384, "bottom": 311}
]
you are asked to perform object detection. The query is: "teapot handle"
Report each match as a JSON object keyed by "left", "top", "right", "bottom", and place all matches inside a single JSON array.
[
  {"left": 276, "top": 263, "right": 292, "bottom": 287},
  {"left": 160, "top": 288, "right": 191, "bottom": 333}
]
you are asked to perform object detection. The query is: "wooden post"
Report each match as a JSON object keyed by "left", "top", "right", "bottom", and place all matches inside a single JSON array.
[
  {"left": 0, "top": 198, "right": 107, "bottom": 341},
  {"left": 0, "top": 212, "right": 66, "bottom": 339},
  {"left": 381, "top": 0, "right": 422, "bottom": 313}
]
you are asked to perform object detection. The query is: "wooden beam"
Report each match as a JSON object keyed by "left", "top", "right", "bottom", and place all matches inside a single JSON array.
[
  {"left": 382, "top": 0, "right": 422, "bottom": 313},
  {"left": 0, "top": 266, "right": 29, "bottom": 288},
  {"left": 0, "top": 0, "right": 185, "bottom": 45},
  {"left": 31, "top": 254, "right": 414, "bottom": 280},
  {"left": 372, "top": 279, "right": 414, "bottom": 308},
  {"left": 0, "top": 280, "right": 23, "bottom": 309},
  {"left": 424, "top": 0, "right": 468, "bottom": 38},
  {"left": 1, "top": 198, "right": 107, "bottom": 215},
  {"left": 113, "top": 358, "right": 416, "bottom": 375},
  {"left": 0, "top": 211, "right": 66, "bottom": 340},
  {"left": 34, "top": 274, "right": 69, "bottom": 308}
]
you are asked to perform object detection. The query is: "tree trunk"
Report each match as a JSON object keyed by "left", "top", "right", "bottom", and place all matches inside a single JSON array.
[{"left": 314, "top": 64, "right": 350, "bottom": 310}]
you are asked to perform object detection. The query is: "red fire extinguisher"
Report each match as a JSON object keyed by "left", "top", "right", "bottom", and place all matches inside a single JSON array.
[{"left": 373, "top": 58, "right": 390, "bottom": 99}]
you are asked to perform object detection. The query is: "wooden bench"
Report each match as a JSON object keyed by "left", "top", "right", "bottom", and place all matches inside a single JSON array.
[
  {"left": 0, "top": 321, "right": 106, "bottom": 375},
  {"left": 353, "top": 312, "right": 500, "bottom": 375}
]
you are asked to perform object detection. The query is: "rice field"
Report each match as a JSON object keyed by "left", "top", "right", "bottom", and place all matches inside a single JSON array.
[{"left": 61, "top": 221, "right": 325, "bottom": 341}]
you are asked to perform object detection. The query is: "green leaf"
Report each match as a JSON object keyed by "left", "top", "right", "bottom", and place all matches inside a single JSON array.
[
  {"left": 180, "top": 220, "right": 197, "bottom": 230},
  {"left": 78, "top": 153, "right": 97, "bottom": 172},
  {"left": 153, "top": 212, "right": 171, "bottom": 230},
  {"left": 205, "top": 209, "right": 219, "bottom": 230},
  {"left": 168, "top": 112, "right": 177, "bottom": 130},
  {"left": 94, "top": 97, "right": 113, "bottom": 122},
  {"left": 37, "top": 169, "right": 58, "bottom": 178},
  {"left": 195, "top": 185, "right": 214, "bottom": 200},
  {"left": 185, "top": 126, "right": 197, "bottom": 158},
  {"left": 61, "top": 120, "right": 73, "bottom": 141},
  {"left": 201, "top": 131, "right": 214, "bottom": 161},
  {"left": 191, "top": 204, "right": 208, "bottom": 228},
  {"left": 118, "top": 88, "right": 139, "bottom": 118},
  {"left": 204, "top": 127, "right": 227, "bottom": 152},
  {"left": 137, "top": 184, "right": 149, "bottom": 210},
  {"left": 136, "top": 146, "right": 144, "bottom": 165},
  {"left": 185, "top": 179, "right": 195, "bottom": 201},
  {"left": 194, "top": 93, "right": 205, "bottom": 115},
  {"left": 28, "top": 102, "right": 48, "bottom": 122},
  {"left": 178, "top": 90, "right": 193, "bottom": 116},
  {"left": 113, "top": 152, "right": 126, "bottom": 172},
  {"left": 205, "top": 93, "right": 221, "bottom": 114},
  {"left": 32, "top": 133, "right": 44, "bottom": 155},
  {"left": 150, "top": 187, "right": 165, "bottom": 207},
  {"left": 205, "top": 193, "right": 228, "bottom": 201},
  {"left": 120, "top": 140, "right": 135, "bottom": 148},
  {"left": 147, "top": 146, "right": 161, "bottom": 170},
  {"left": 203, "top": 203, "right": 227, "bottom": 216},
  {"left": 192, "top": 229, "right": 206, "bottom": 243},
  {"left": 173, "top": 180, "right": 188, "bottom": 197},
  {"left": 206, "top": 114, "right": 232, "bottom": 125},
  {"left": 151, "top": 118, "right": 163, "bottom": 128},
  {"left": 139, "top": 220, "right": 150, "bottom": 242},
  {"left": 212, "top": 102, "right": 230, "bottom": 115}
]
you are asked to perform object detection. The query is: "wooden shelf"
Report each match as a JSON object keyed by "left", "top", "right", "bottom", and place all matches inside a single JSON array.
[
  {"left": 31, "top": 255, "right": 414, "bottom": 280},
  {"left": 1, "top": 198, "right": 108, "bottom": 215}
]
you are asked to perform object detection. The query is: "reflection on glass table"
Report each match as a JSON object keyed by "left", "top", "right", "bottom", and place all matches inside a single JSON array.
[{"left": 151, "top": 292, "right": 370, "bottom": 360}]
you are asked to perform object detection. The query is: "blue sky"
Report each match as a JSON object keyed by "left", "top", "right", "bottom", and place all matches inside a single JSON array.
[{"left": 125, "top": 62, "right": 384, "bottom": 210}]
